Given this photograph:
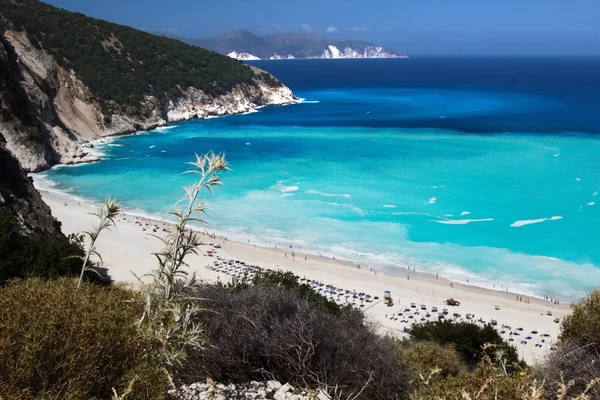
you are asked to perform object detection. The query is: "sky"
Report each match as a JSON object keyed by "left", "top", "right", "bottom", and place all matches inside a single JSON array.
[{"left": 45, "top": 0, "right": 600, "bottom": 55}]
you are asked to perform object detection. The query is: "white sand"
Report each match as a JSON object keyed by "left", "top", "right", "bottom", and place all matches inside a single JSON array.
[{"left": 41, "top": 190, "right": 571, "bottom": 365}]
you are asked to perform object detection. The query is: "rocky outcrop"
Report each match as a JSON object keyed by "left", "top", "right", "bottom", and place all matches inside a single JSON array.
[
  {"left": 0, "top": 143, "right": 61, "bottom": 236},
  {"left": 169, "top": 379, "right": 331, "bottom": 400},
  {"left": 0, "top": 23, "right": 297, "bottom": 172}
]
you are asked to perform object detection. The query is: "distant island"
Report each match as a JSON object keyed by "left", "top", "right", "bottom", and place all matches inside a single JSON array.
[{"left": 159, "top": 29, "right": 407, "bottom": 60}]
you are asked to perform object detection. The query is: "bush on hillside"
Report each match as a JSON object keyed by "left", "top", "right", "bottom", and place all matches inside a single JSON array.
[
  {"left": 181, "top": 282, "right": 412, "bottom": 400},
  {"left": 541, "top": 343, "right": 600, "bottom": 400},
  {"left": 0, "top": 210, "right": 84, "bottom": 284},
  {"left": 396, "top": 341, "right": 464, "bottom": 382},
  {"left": 410, "top": 320, "right": 523, "bottom": 372},
  {"left": 416, "top": 358, "right": 538, "bottom": 400},
  {"left": 0, "top": 278, "right": 168, "bottom": 400},
  {"left": 229, "top": 269, "right": 344, "bottom": 314},
  {"left": 560, "top": 288, "right": 600, "bottom": 351}
]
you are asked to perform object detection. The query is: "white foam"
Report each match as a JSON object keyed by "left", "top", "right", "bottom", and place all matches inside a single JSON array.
[
  {"left": 588, "top": 202, "right": 596, "bottom": 206},
  {"left": 434, "top": 218, "right": 494, "bottom": 225},
  {"left": 161, "top": 150, "right": 167, "bottom": 153},
  {"left": 510, "top": 216, "right": 563, "bottom": 228},
  {"left": 554, "top": 152, "right": 560, "bottom": 157},
  {"left": 152, "top": 125, "right": 179, "bottom": 132},
  {"left": 305, "top": 189, "right": 351, "bottom": 198},
  {"left": 322, "top": 202, "right": 364, "bottom": 214},
  {"left": 576, "top": 178, "right": 581, "bottom": 181},
  {"left": 593, "top": 191, "right": 598, "bottom": 197},
  {"left": 246, "top": 142, "right": 251, "bottom": 145},
  {"left": 281, "top": 185, "right": 299, "bottom": 194},
  {"left": 297, "top": 98, "right": 321, "bottom": 104},
  {"left": 461, "top": 211, "right": 471, "bottom": 216},
  {"left": 428, "top": 197, "right": 437, "bottom": 204},
  {"left": 149, "top": 145, "right": 155, "bottom": 149},
  {"left": 383, "top": 204, "right": 396, "bottom": 208}
]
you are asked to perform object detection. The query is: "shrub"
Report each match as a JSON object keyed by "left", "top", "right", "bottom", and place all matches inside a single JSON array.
[
  {"left": 229, "top": 269, "right": 344, "bottom": 314},
  {"left": 541, "top": 343, "right": 600, "bottom": 400},
  {"left": 396, "top": 341, "right": 464, "bottom": 382},
  {"left": 560, "top": 288, "right": 600, "bottom": 351},
  {"left": 0, "top": 210, "right": 84, "bottom": 284},
  {"left": 181, "top": 283, "right": 412, "bottom": 400},
  {"left": 0, "top": 278, "right": 168, "bottom": 400},
  {"left": 417, "top": 359, "right": 539, "bottom": 400},
  {"left": 410, "top": 320, "right": 523, "bottom": 372}
]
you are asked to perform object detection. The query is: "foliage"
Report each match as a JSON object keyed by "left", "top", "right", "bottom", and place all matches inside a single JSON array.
[
  {"left": 181, "top": 283, "right": 412, "bottom": 400},
  {"left": 396, "top": 341, "right": 464, "bottom": 382},
  {"left": 77, "top": 197, "right": 120, "bottom": 289},
  {"left": 228, "top": 269, "right": 345, "bottom": 315},
  {"left": 0, "top": 210, "right": 83, "bottom": 284},
  {"left": 0, "top": 278, "right": 168, "bottom": 400},
  {"left": 0, "top": 0, "right": 280, "bottom": 117},
  {"left": 560, "top": 288, "right": 600, "bottom": 351},
  {"left": 138, "top": 152, "right": 229, "bottom": 370},
  {"left": 541, "top": 343, "right": 600, "bottom": 400},
  {"left": 414, "top": 358, "right": 541, "bottom": 400},
  {"left": 410, "top": 320, "right": 524, "bottom": 372}
]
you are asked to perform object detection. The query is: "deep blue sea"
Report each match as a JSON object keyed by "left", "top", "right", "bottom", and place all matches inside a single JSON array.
[{"left": 38, "top": 57, "right": 600, "bottom": 300}]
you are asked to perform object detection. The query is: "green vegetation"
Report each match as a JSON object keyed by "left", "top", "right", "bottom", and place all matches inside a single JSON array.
[
  {"left": 0, "top": 209, "right": 84, "bottom": 284},
  {"left": 0, "top": 0, "right": 281, "bottom": 117},
  {"left": 185, "top": 277, "right": 412, "bottom": 399},
  {"left": 0, "top": 278, "right": 168, "bottom": 400},
  {"left": 410, "top": 320, "right": 523, "bottom": 372}
]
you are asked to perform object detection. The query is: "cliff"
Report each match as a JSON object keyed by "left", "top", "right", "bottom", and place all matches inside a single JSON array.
[
  {"left": 0, "top": 142, "right": 60, "bottom": 236},
  {"left": 0, "top": 2, "right": 297, "bottom": 172},
  {"left": 161, "top": 30, "right": 407, "bottom": 60}
]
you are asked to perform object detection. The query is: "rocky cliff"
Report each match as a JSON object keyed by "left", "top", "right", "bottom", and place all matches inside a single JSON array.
[
  {"left": 0, "top": 20, "right": 297, "bottom": 172},
  {"left": 0, "top": 142, "right": 60, "bottom": 236}
]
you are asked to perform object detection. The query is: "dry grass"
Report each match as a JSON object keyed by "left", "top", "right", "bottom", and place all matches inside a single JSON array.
[{"left": 0, "top": 278, "right": 168, "bottom": 400}]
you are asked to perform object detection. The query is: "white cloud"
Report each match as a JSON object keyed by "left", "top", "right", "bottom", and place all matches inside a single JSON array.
[
  {"left": 301, "top": 24, "right": 312, "bottom": 33},
  {"left": 325, "top": 26, "right": 339, "bottom": 33}
]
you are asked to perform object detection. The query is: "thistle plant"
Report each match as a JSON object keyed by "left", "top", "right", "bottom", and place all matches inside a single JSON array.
[
  {"left": 138, "top": 151, "right": 229, "bottom": 369},
  {"left": 77, "top": 198, "right": 120, "bottom": 289}
]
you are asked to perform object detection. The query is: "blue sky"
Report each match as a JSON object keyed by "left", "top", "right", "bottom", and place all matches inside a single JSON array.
[{"left": 45, "top": 0, "right": 600, "bottom": 55}]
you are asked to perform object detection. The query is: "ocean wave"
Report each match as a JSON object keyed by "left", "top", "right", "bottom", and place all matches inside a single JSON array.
[
  {"left": 588, "top": 202, "right": 596, "bottom": 206},
  {"left": 428, "top": 197, "right": 437, "bottom": 204},
  {"left": 383, "top": 204, "right": 396, "bottom": 208},
  {"left": 321, "top": 202, "right": 364, "bottom": 214},
  {"left": 461, "top": 211, "right": 471, "bottom": 216},
  {"left": 297, "top": 98, "right": 321, "bottom": 104},
  {"left": 152, "top": 125, "right": 179, "bottom": 132},
  {"left": 510, "top": 216, "right": 563, "bottom": 228},
  {"left": 304, "top": 189, "right": 351, "bottom": 198},
  {"left": 434, "top": 218, "right": 494, "bottom": 225}
]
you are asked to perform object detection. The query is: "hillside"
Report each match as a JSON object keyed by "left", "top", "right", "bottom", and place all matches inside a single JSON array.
[
  {"left": 0, "top": 0, "right": 296, "bottom": 171},
  {"left": 162, "top": 29, "right": 407, "bottom": 60}
]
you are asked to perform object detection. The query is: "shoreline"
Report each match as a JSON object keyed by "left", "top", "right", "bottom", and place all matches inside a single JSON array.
[
  {"left": 34, "top": 179, "right": 571, "bottom": 304},
  {"left": 38, "top": 189, "right": 572, "bottom": 364}
]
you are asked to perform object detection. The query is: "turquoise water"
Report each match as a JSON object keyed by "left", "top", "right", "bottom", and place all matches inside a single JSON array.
[{"left": 38, "top": 58, "right": 600, "bottom": 300}]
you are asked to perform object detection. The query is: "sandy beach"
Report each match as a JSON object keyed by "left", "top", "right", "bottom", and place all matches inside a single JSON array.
[{"left": 40, "top": 190, "right": 571, "bottom": 365}]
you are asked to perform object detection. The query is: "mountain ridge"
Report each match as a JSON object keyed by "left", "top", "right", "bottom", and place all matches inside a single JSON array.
[
  {"left": 159, "top": 29, "right": 407, "bottom": 60},
  {"left": 0, "top": 0, "right": 297, "bottom": 172}
]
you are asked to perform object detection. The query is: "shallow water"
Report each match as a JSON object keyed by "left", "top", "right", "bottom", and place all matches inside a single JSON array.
[{"left": 38, "top": 58, "right": 600, "bottom": 300}]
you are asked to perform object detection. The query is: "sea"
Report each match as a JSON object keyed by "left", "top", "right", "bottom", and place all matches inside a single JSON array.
[{"left": 36, "top": 57, "right": 600, "bottom": 301}]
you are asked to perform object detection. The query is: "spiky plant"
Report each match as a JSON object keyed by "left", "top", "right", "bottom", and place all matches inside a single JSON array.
[
  {"left": 138, "top": 151, "right": 229, "bottom": 369},
  {"left": 77, "top": 198, "right": 120, "bottom": 289}
]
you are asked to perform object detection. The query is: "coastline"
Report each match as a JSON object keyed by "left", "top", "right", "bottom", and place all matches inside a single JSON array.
[{"left": 38, "top": 189, "right": 572, "bottom": 364}]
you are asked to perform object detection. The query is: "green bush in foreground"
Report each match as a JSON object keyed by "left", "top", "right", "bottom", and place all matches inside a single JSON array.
[
  {"left": 410, "top": 320, "right": 523, "bottom": 372},
  {"left": 0, "top": 210, "right": 84, "bottom": 284},
  {"left": 0, "top": 278, "right": 168, "bottom": 400},
  {"left": 560, "top": 288, "right": 600, "bottom": 351},
  {"left": 182, "top": 280, "right": 412, "bottom": 399}
]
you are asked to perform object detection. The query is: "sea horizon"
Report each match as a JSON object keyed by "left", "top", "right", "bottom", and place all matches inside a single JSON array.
[{"left": 36, "top": 57, "right": 600, "bottom": 302}]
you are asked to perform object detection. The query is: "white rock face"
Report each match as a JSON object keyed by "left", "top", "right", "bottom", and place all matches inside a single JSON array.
[
  {"left": 227, "top": 51, "right": 260, "bottom": 60},
  {"left": 315, "top": 45, "right": 406, "bottom": 59},
  {"left": 0, "top": 28, "right": 298, "bottom": 171},
  {"left": 226, "top": 45, "right": 406, "bottom": 60}
]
